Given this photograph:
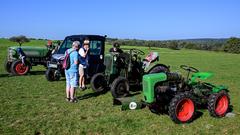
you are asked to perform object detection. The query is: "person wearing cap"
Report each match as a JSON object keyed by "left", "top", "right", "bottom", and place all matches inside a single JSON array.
[
  {"left": 65, "top": 41, "right": 80, "bottom": 103},
  {"left": 78, "top": 39, "right": 90, "bottom": 90},
  {"left": 109, "top": 42, "right": 123, "bottom": 53}
]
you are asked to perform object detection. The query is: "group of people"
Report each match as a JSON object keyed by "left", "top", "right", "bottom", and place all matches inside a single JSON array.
[
  {"left": 65, "top": 39, "right": 123, "bottom": 103},
  {"left": 65, "top": 39, "right": 90, "bottom": 103}
]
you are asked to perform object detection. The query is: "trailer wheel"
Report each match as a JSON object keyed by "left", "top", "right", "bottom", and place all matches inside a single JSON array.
[
  {"left": 208, "top": 90, "right": 230, "bottom": 117},
  {"left": 11, "top": 60, "right": 30, "bottom": 75},
  {"left": 111, "top": 77, "right": 129, "bottom": 98},
  {"left": 169, "top": 92, "right": 195, "bottom": 123},
  {"left": 90, "top": 73, "right": 107, "bottom": 93}
]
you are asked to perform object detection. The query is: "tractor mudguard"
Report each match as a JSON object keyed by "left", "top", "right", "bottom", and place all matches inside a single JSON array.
[
  {"left": 143, "top": 73, "right": 167, "bottom": 103},
  {"left": 190, "top": 72, "right": 213, "bottom": 84},
  {"left": 212, "top": 85, "right": 229, "bottom": 93}
]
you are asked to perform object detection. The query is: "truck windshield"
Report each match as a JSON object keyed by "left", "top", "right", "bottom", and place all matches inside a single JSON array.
[
  {"left": 56, "top": 37, "right": 80, "bottom": 54},
  {"left": 56, "top": 37, "right": 103, "bottom": 55}
]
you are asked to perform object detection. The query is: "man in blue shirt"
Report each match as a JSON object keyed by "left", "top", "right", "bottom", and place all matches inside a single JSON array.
[
  {"left": 78, "top": 39, "right": 89, "bottom": 90},
  {"left": 65, "top": 41, "right": 80, "bottom": 103}
]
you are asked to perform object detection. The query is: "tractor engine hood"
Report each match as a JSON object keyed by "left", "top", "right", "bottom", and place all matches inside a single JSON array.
[{"left": 52, "top": 54, "right": 64, "bottom": 61}]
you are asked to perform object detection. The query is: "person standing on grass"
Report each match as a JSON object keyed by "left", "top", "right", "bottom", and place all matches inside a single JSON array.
[
  {"left": 79, "top": 39, "right": 90, "bottom": 90},
  {"left": 65, "top": 41, "right": 80, "bottom": 103}
]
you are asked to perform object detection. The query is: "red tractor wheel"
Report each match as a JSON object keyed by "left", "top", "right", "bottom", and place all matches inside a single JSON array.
[
  {"left": 11, "top": 60, "right": 30, "bottom": 75},
  {"left": 169, "top": 92, "right": 195, "bottom": 123},
  {"left": 208, "top": 90, "right": 230, "bottom": 117}
]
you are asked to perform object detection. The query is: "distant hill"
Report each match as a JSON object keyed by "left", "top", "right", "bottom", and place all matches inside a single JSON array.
[{"left": 177, "top": 38, "right": 228, "bottom": 45}]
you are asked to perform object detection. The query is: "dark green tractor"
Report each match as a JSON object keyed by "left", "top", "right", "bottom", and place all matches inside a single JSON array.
[
  {"left": 4, "top": 43, "right": 56, "bottom": 75},
  {"left": 90, "top": 49, "right": 169, "bottom": 98},
  {"left": 142, "top": 65, "right": 230, "bottom": 123}
]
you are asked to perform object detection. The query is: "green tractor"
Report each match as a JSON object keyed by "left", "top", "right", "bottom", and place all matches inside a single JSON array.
[
  {"left": 90, "top": 49, "right": 170, "bottom": 98},
  {"left": 4, "top": 42, "right": 56, "bottom": 75},
  {"left": 142, "top": 65, "right": 230, "bottom": 123}
]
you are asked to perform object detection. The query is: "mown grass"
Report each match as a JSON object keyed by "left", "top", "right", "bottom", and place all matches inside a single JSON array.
[{"left": 0, "top": 38, "right": 240, "bottom": 134}]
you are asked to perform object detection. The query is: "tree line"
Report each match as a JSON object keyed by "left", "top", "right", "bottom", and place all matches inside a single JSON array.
[{"left": 107, "top": 37, "right": 240, "bottom": 54}]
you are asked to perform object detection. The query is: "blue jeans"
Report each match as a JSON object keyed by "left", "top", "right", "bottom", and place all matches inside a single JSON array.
[{"left": 65, "top": 70, "right": 79, "bottom": 88}]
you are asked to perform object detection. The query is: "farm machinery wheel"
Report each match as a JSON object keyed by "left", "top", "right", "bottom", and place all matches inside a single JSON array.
[
  {"left": 45, "top": 68, "right": 60, "bottom": 81},
  {"left": 148, "top": 65, "right": 170, "bottom": 74},
  {"left": 169, "top": 92, "right": 195, "bottom": 123},
  {"left": 10, "top": 60, "right": 30, "bottom": 75},
  {"left": 208, "top": 90, "right": 230, "bottom": 117},
  {"left": 90, "top": 73, "right": 107, "bottom": 93},
  {"left": 111, "top": 77, "right": 129, "bottom": 98},
  {"left": 4, "top": 59, "right": 12, "bottom": 73}
]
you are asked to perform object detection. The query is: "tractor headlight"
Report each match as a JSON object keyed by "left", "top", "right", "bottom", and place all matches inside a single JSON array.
[
  {"left": 8, "top": 48, "right": 16, "bottom": 61},
  {"left": 113, "top": 56, "right": 117, "bottom": 61}
]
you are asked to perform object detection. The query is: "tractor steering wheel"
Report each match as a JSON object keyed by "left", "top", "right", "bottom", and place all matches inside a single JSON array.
[
  {"left": 130, "top": 49, "right": 145, "bottom": 55},
  {"left": 180, "top": 65, "right": 199, "bottom": 73}
]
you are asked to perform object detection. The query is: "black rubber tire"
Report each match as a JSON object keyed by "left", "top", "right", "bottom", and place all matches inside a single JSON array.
[
  {"left": 45, "top": 68, "right": 60, "bottom": 81},
  {"left": 168, "top": 92, "right": 195, "bottom": 124},
  {"left": 208, "top": 90, "right": 230, "bottom": 117},
  {"left": 148, "top": 65, "right": 170, "bottom": 74},
  {"left": 111, "top": 77, "right": 129, "bottom": 98},
  {"left": 4, "top": 59, "right": 12, "bottom": 73},
  {"left": 90, "top": 73, "right": 107, "bottom": 93},
  {"left": 10, "top": 60, "right": 30, "bottom": 75}
]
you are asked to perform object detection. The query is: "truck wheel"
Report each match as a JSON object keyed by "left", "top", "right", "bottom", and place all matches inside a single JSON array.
[
  {"left": 11, "top": 60, "right": 30, "bottom": 75},
  {"left": 169, "top": 92, "right": 195, "bottom": 123},
  {"left": 90, "top": 73, "right": 107, "bottom": 93},
  {"left": 4, "top": 59, "right": 12, "bottom": 73},
  {"left": 148, "top": 65, "right": 169, "bottom": 74},
  {"left": 111, "top": 77, "right": 129, "bottom": 98},
  {"left": 45, "top": 68, "right": 60, "bottom": 81},
  {"left": 208, "top": 90, "right": 230, "bottom": 117}
]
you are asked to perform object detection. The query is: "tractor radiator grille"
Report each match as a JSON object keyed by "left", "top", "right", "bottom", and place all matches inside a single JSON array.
[{"left": 104, "top": 55, "right": 112, "bottom": 73}]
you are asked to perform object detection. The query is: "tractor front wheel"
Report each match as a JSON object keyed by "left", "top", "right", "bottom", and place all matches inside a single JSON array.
[
  {"left": 4, "top": 59, "right": 12, "bottom": 73},
  {"left": 10, "top": 60, "right": 30, "bottom": 75},
  {"left": 111, "top": 77, "right": 129, "bottom": 98},
  {"left": 169, "top": 92, "right": 195, "bottom": 123},
  {"left": 45, "top": 68, "right": 60, "bottom": 81},
  {"left": 208, "top": 90, "right": 230, "bottom": 117},
  {"left": 90, "top": 73, "right": 107, "bottom": 93}
]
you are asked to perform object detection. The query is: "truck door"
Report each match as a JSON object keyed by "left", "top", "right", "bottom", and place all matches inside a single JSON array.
[{"left": 87, "top": 40, "right": 105, "bottom": 77}]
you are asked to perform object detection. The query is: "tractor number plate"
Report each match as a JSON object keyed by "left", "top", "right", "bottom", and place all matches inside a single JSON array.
[{"left": 48, "top": 64, "right": 58, "bottom": 68}]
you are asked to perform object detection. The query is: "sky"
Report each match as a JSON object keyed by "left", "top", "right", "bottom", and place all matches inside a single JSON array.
[{"left": 0, "top": 0, "right": 240, "bottom": 40}]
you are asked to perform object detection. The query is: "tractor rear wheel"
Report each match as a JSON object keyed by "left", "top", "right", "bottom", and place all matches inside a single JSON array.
[
  {"left": 111, "top": 77, "right": 129, "bottom": 98},
  {"left": 208, "top": 90, "right": 230, "bottom": 117},
  {"left": 148, "top": 65, "right": 169, "bottom": 74},
  {"left": 10, "top": 60, "right": 30, "bottom": 75},
  {"left": 4, "top": 59, "right": 12, "bottom": 73},
  {"left": 45, "top": 68, "right": 60, "bottom": 81},
  {"left": 169, "top": 92, "right": 195, "bottom": 123},
  {"left": 90, "top": 73, "right": 107, "bottom": 93}
]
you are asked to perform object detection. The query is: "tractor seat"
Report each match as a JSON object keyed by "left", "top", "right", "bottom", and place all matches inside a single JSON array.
[{"left": 143, "top": 52, "right": 159, "bottom": 62}]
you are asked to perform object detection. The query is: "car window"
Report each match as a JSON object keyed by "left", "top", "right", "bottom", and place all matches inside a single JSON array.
[{"left": 90, "top": 40, "right": 102, "bottom": 55}]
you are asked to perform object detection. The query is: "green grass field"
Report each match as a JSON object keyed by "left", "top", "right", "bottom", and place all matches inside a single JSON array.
[{"left": 0, "top": 38, "right": 240, "bottom": 134}]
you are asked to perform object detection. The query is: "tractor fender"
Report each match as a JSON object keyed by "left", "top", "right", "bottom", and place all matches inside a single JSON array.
[{"left": 212, "top": 85, "right": 229, "bottom": 93}]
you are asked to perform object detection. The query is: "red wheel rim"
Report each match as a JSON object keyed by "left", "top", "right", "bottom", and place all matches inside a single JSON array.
[
  {"left": 215, "top": 95, "right": 229, "bottom": 116},
  {"left": 15, "top": 63, "right": 29, "bottom": 75},
  {"left": 176, "top": 98, "right": 194, "bottom": 122}
]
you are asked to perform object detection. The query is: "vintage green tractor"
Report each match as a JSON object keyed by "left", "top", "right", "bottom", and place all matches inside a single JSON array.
[
  {"left": 90, "top": 49, "right": 170, "bottom": 98},
  {"left": 4, "top": 42, "right": 56, "bottom": 75},
  {"left": 142, "top": 65, "right": 230, "bottom": 123}
]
